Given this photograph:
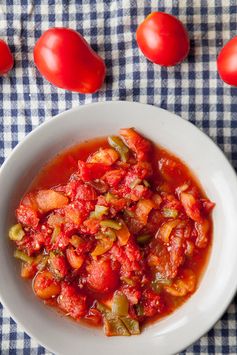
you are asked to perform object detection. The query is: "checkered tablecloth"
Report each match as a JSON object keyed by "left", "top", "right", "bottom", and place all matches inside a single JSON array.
[{"left": 0, "top": 0, "right": 237, "bottom": 353}]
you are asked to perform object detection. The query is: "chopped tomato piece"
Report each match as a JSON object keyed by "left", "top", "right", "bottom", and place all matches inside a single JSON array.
[
  {"left": 158, "top": 158, "right": 183, "bottom": 184},
  {"left": 49, "top": 254, "right": 68, "bottom": 279},
  {"left": 16, "top": 205, "right": 39, "bottom": 228},
  {"left": 58, "top": 282, "right": 87, "bottom": 319},
  {"left": 87, "top": 259, "right": 119, "bottom": 293},
  {"left": 33, "top": 270, "right": 61, "bottom": 299},
  {"left": 103, "top": 169, "right": 126, "bottom": 187},
  {"left": 83, "top": 217, "right": 101, "bottom": 234},
  {"left": 78, "top": 160, "right": 110, "bottom": 181},
  {"left": 119, "top": 128, "right": 151, "bottom": 161},
  {"left": 195, "top": 219, "right": 210, "bottom": 248},
  {"left": 201, "top": 199, "right": 215, "bottom": 215},
  {"left": 66, "top": 248, "right": 85, "bottom": 269},
  {"left": 110, "top": 240, "right": 144, "bottom": 277},
  {"left": 131, "top": 161, "right": 153, "bottom": 179},
  {"left": 141, "top": 289, "right": 163, "bottom": 317},
  {"left": 169, "top": 235, "right": 185, "bottom": 271},
  {"left": 121, "top": 285, "right": 141, "bottom": 305},
  {"left": 66, "top": 180, "right": 97, "bottom": 201},
  {"left": 63, "top": 200, "right": 94, "bottom": 227},
  {"left": 180, "top": 192, "right": 202, "bottom": 222}
]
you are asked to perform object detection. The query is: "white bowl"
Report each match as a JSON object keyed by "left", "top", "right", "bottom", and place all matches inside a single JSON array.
[{"left": 0, "top": 101, "right": 237, "bottom": 355}]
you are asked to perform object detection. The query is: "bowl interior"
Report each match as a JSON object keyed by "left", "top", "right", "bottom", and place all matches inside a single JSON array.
[{"left": 0, "top": 101, "right": 237, "bottom": 355}]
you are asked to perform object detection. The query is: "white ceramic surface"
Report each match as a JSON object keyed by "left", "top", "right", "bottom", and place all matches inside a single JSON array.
[{"left": 0, "top": 101, "right": 237, "bottom": 355}]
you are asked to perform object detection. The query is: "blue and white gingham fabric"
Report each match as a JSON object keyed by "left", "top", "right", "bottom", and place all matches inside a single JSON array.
[{"left": 0, "top": 0, "right": 237, "bottom": 354}]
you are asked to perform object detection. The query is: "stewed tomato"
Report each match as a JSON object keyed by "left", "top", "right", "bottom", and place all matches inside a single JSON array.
[{"left": 10, "top": 128, "right": 214, "bottom": 336}]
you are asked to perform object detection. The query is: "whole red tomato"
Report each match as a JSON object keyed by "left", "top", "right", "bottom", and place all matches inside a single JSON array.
[
  {"left": 0, "top": 39, "right": 14, "bottom": 75},
  {"left": 34, "top": 28, "right": 106, "bottom": 93},
  {"left": 217, "top": 36, "right": 237, "bottom": 86},
  {"left": 136, "top": 12, "right": 190, "bottom": 66}
]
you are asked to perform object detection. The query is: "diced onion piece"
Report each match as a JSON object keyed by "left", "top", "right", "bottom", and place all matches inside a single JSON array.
[
  {"left": 90, "top": 205, "right": 109, "bottom": 219},
  {"left": 164, "top": 269, "right": 196, "bottom": 297},
  {"left": 51, "top": 226, "right": 61, "bottom": 243},
  {"left": 130, "top": 178, "right": 142, "bottom": 189},
  {"left": 135, "top": 199, "right": 156, "bottom": 225},
  {"left": 116, "top": 221, "right": 130, "bottom": 246},
  {"left": 162, "top": 208, "right": 178, "bottom": 218},
  {"left": 180, "top": 192, "right": 201, "bottom": 222},
  {"left": 91, "top": 238, "right": 114, "bottom": 257},
  {"left": 36, "top": 189, "right": 68, "bottom": 213},
  {"left": 69, "top": 235, "right": 84, "bottom": 248},
  {"left": 47, "top": 213, "right": 65, "bottom": 227},
  {"left": 157, "top": 219, "right": 180, "bottom": 243},
  {"left": 64, "top": 207, "right": 81, "bottom": 225},
  {"left": 176, "top": 183, "right": 190, "bottom": 196},
  {"left": 9, "top": 223, "right": 25, "bottom": 241},
  {"left": 88, "top": 148, "right": 119, "bottom": 165},
  {"left": 185, "top": 240, "right": 195, "bottom": 256}
]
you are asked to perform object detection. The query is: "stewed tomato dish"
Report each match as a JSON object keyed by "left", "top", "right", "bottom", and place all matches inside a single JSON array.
[{"left": 9, "top": 128, "right": 214, "bottom": 336}]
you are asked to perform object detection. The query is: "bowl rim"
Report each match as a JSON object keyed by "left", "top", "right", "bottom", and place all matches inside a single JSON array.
[{"left": 0, "top": 100, "right": 237, "bottom": 355}]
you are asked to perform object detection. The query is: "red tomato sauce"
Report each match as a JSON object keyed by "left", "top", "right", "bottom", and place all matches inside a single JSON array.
[{"left": 9, "top": 129, "right": 214, "bottom": 336}]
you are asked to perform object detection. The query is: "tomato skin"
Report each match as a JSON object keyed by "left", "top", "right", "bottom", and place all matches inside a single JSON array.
[
  {"left": 136, "top": 12, "right": 189, "bottom": 66},
  {"left": 0, "top": 39, "right": 14, "bottom": 74},
  {"left": 217, "top": 36, "right": 237, "bottom": 86},
  {"left": 33, "top": 28, "right": 106, "bottom": 93}
]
